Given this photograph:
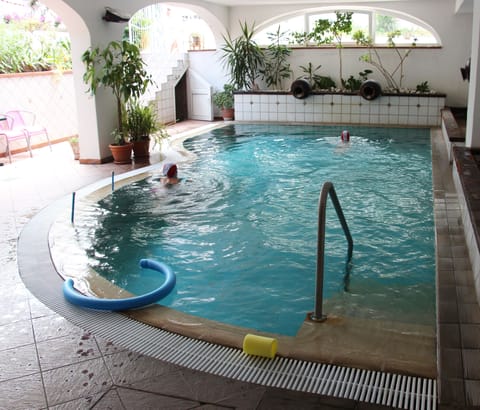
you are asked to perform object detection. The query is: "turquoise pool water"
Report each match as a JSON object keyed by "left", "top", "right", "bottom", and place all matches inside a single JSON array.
[{"left": 77, "top": 124, "right": 435, "bottom": 336}]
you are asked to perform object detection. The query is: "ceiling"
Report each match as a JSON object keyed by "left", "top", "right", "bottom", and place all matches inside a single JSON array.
[
  {"left": 198, "top": 0, "right": 473, "bottom": 13},
  {"left": 202, "top": 0, "right": 432, "bottom": 5}
]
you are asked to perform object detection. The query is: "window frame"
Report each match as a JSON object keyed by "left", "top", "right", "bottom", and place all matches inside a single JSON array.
[{"left": 254, "top": 8, "right": 441, "bottom": 48}]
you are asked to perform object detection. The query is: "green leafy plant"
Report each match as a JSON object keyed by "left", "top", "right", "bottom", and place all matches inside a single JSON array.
[
  {"left": 298, "top": 63, "right": 336, "bottom": 90},
  {"left": 260, "top": 26, "right": 292, "bottom": 90},
  {"left": 291, "top": 11, "right": 353, "bottom": 85},
  {"left": 111, "top": 129, "right": 125, "bottom": 145},
  {"left": 81, "top": 40, "right": 154, "bottom": 144},
  {"left": 126, "top": 101, "right": 159, "bottom": 142},
  {"left": 353, "top": 29, "right": 416, "bottom": 91},
  {"left": 416, "top": 81, "right": 430, "bottom": 93},
  {"left": 289, "top": 31, "right": 311, "bottom": 47},
  {"left": 220, "top": 21, "right": 264, "bottom": 90},
  {"left": 341, "top": 69, "right": 372, "bottom": 92},
  {"left": 0, "top": 27, "right": 70, "bottom": 73},
  {"left": 213, "top": 84, "right": 235, "bottom": 109},
  {"left": 0, "top": 16, "right": 71, "bottom": 74}
]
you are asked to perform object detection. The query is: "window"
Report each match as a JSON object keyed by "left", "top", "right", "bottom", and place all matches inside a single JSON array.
[
  {"left": 129, "top": 4, "right": 216, "bottom": 52},
  {"left": 374, "top": 14, "right": 437, "bottom": 45},
  {"left": 307, "top": 12, "right": 369, "bottom": 44},
  {"left": 254, "top": 15, "right": 305, "bottom": 45},
  {"left": 253, "top": 10, "right": 439, "bottom": 47}
]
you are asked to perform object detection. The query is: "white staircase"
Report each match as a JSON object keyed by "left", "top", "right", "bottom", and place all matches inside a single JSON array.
[{"left": 142, "top": 52, "right": 189, "bottom": 124}]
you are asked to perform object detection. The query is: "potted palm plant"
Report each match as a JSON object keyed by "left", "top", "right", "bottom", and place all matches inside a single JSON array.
[
  {"left": 213, "top": 84, "right": 235, "bottom": 120},
  {"left": 126, "top": 100, "right": 159, "bottom": 158},
  {"left": 81, "top": 40, "right": 154, "bottom": 164},
  {"left": 220, "top": 21, "right": 264, "bottom": 91}
]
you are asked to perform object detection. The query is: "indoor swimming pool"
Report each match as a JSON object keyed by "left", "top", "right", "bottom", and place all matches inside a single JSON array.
[{"left": 62, "top": 124, "right": 435, "bottom": 336}]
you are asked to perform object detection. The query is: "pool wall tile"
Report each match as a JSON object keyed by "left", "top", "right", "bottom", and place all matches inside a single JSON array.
[{"left": 234, "top": 92, "right": 445, "bottom": 126}]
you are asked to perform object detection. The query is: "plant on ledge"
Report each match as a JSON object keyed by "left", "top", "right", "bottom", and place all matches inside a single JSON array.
[
  {"left": 298, "top": 63, "right": 336, "bottom": 90},
  {"left": 126, "top": 101, "right": 159, "bottom": 142},
  {"left": 291, "top": 11, "right": 353, "bottom": 87},
  {"left": 353, "top": 30, "right": 416, "bottom": 92},
  {"left": 342, "top": 69, "right": 372, "bottom": 92},
  {"left": 260, "top": 26, "right": 292, "bottom": 90},
  {"left": 126, "top": 100, "right": 161, "bottom": 158}
]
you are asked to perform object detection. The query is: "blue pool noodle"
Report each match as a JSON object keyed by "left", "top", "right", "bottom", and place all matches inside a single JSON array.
[{"left": 63, "top": 259, "right": 176, "bottom": 311}]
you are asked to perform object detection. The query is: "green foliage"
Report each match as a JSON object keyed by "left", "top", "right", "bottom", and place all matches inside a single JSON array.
[
  {"left": 416, "top": 81, "right": 430, "bottom": 93},
  {"left": 290, "top": 12, "right": 353, "bottom": 88},
  {"left": 308, "top": 18, "right": 334, "bottom": 45},
  {"left": 213, "top": 84, "right": 235, "bottom": 109},
  {"left": 353, "top": 29, "right": 416, "bottom": 91},
  {"left": 376, "top": 15, "right": 397, "bottom": 34},
  {"left": 311, "top": 12, "right": 353, "bottom": 46},
  {"left": 289, "top": 31, "right": 310, "bottom": 47},
  {"left": 290, "top": 11, "right": 353, "bottom": 46},
  {"left": 341, "top": 69, "right": 372, "bottom": 91},
  {"left": 82, "top": 40, "right": 154, "bottom": 143},
  {"left": 260, "top": 26, "right": 292, "bottom": 90},
  {"left": 298, "top": 63, "right": 336, "bottom": 90},
  {"left": 0, "top": 24, "right": 71, "bottom": 73},
  {"left": 316, "top": 75, "right": 337, "bottom": 90},
  {"left": 126, "top": 101, "right": 159, "bottom": 141},
  {"left": 220, "top": 21, "right": 265, "bottom": 90}
]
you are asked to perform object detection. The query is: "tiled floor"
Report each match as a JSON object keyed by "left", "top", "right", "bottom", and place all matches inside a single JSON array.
[{"left": 0, "top": 120, "right": 477, "bottom": 409}]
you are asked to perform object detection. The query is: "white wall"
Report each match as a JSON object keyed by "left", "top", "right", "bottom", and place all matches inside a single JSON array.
[
  {"left": 190, "top": 45, "right": 468, "bottom": 107},
  {"left": 219, "top": 1, "right": 472, "bottom": 107},
  {"left": 28, "top": 0, "right": 473, "bottom": 160}
]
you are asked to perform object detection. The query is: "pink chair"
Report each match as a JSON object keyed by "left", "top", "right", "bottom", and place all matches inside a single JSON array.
[
  {"left": 6, "top": 110, "right": 51, "bottom": 152},
  {"left": 0, "top": 113, "right": 31, "bottom": 163}
]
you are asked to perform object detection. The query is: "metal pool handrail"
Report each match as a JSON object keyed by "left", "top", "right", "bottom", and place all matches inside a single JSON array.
[{"left": 310, "top": 181, "right": 353, "bottom": 322}]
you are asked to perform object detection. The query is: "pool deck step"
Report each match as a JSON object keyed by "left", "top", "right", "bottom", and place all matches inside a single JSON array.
[{"left": 441, "top": 107, "right": 466, "bottom": 163}]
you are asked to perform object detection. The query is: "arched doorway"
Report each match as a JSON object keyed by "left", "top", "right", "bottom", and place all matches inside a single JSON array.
[{"left": 129, "top": 4, "right": 217, "bottom": 123}]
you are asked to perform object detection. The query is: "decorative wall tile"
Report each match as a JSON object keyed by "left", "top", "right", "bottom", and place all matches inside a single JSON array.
[{"left": 234, "top": 93, "right": 445, "bottom": 127}]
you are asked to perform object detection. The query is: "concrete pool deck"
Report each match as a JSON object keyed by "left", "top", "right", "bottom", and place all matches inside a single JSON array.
[{"left": 1, "top": 120, "right": 479, "bottom": 408}]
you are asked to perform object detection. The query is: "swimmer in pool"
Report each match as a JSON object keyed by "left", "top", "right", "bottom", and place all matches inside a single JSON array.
[{"left": 161, "top": 163, "right": 181, "bottom": 185}]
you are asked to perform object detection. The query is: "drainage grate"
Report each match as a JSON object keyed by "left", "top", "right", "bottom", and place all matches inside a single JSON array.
[{"left": 42, "top": 292, "right": 437, "bottom": 410}]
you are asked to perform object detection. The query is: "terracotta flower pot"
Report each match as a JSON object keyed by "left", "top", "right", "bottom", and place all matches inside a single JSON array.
[
  {"left": 221, "top": 108, "right": 234, "bottom": 121},
  {"left": 109, "top": 143, "right": 133, "bottom": 164},
  {"left": 132, "top": 138, "right": 150, "bottom": 158}
]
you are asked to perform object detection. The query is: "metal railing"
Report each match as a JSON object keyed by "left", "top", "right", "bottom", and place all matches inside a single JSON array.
[{"left": 310, "top": 181, "right": 353, "bottom": 322}]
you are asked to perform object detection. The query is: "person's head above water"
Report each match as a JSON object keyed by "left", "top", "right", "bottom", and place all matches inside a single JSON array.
[{"left": 163, "top": 163, "right": 178, "bottom": 178}]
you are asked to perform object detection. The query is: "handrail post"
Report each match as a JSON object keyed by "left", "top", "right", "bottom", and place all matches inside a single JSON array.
[{"left": 309, "top": 182, "right": 353, "bottom": 322}]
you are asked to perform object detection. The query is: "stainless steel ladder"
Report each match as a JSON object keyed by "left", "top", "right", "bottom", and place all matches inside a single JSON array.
[{"left": 310, "top": 181, "right": 353, "bottom": 322}]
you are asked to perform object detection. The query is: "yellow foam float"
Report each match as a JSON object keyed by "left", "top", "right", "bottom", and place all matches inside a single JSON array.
[{"left": 242, "top": 334, "right": 277, "bottom": 358}]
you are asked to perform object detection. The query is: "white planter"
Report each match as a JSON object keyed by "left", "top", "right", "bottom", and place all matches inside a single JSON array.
[{"left": 234, "top": 91, "right": 445, "bottom": 127}]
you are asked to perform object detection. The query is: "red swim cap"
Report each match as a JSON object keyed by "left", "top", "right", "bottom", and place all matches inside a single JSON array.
[{"left": 163, "top": 163, "right": 177, "bottom": 178}]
